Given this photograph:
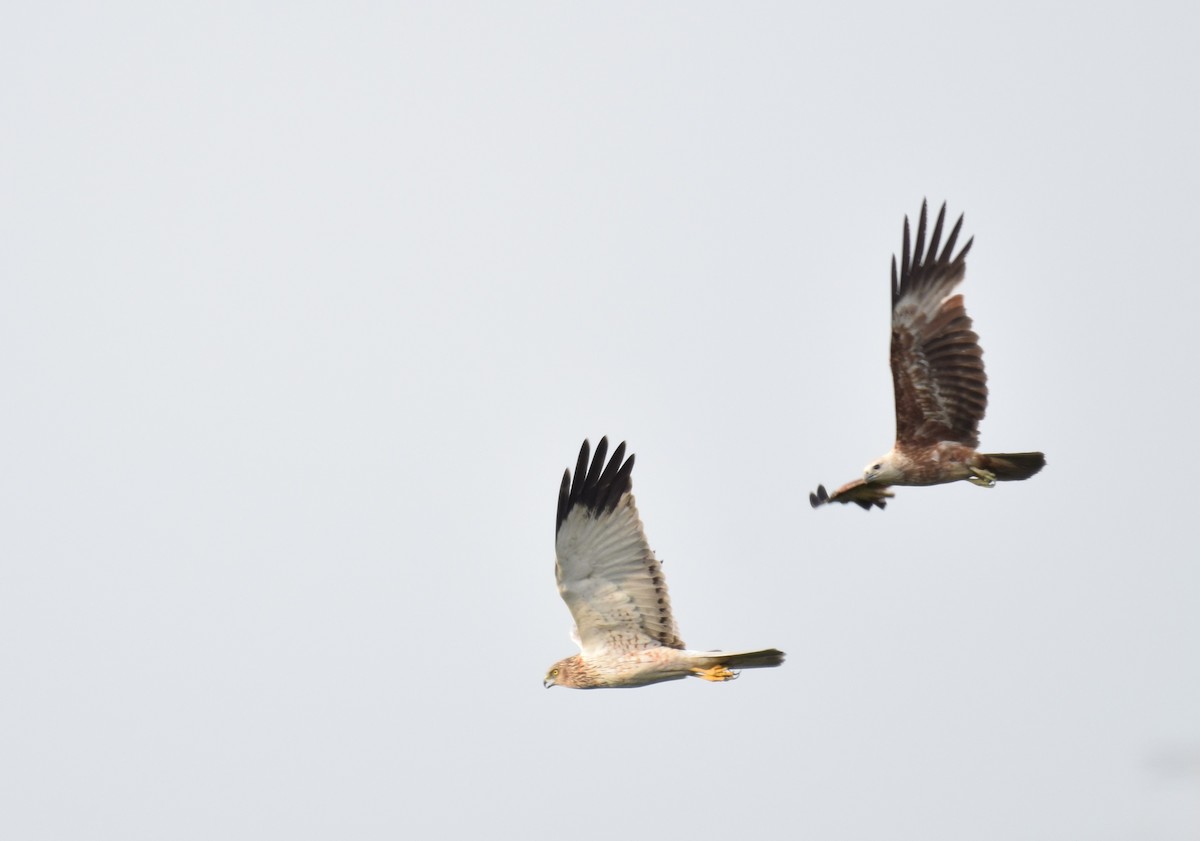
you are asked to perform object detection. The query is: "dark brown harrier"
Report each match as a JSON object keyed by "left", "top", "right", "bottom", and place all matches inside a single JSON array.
[{"left": 810, "top": 202, "right": 1045, "bottom": 511}]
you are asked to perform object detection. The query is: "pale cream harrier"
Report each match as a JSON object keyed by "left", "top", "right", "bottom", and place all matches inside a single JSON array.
[
  {"left": 544, "top": 438, "right": 784, "bottom": 689},
  {"left": 810, "top": 201, "right": 1045, "bottom": 510}
]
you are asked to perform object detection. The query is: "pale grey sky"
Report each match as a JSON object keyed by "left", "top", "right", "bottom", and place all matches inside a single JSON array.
[{"left": 3, "top": 3, "right": 1198, "bottom": 839}]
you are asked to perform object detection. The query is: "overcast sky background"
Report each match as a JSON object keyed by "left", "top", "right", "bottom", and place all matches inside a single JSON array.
[{"left": 3, "top": 3, "right": 1198, "bottom": 839}]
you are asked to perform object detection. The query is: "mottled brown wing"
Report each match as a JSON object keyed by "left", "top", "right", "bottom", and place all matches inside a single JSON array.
[
  {"left": 890, "top": 201, "right": 986, "bottom": 449},
  {"left": 555, "top": 438, "right": 685, "bottom": 658},
  {"left": 809, "top": 480, "right": 893, "bottom": 511}
]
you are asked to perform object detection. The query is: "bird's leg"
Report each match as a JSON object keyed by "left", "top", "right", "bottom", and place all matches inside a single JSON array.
[
  {"left": 692, "top": 665, "right": 739, "bottom": 682},
  {"left": 968, "top": 467, "right": 996, "bottom": 488}
]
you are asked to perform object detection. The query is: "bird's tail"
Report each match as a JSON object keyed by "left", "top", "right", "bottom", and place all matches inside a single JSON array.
[
  {"left": 978, "top": 452, "right": 1046, "bottom": 481},
  {"left": 699, "top": 648, "right": 786, "bottom": 670}
]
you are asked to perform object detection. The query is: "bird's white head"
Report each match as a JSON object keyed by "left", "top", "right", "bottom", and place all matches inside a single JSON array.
[{"left": 863, "top": 452, "right": 904, "bottom": 484}]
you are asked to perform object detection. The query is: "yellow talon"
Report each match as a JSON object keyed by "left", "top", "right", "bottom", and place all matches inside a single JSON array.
[
  {"left": 968, "top": 467, "right": 996, "bottom": 488},
  {"left": 692, "top": 665, "right": 738, "bottom": 682}
]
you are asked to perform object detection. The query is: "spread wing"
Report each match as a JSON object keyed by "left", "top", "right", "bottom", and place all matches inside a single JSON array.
[
  {"left": 890, "top": 201, "right": 987, "bottom": 449},
  {"left": 554, "top": 438, "right": 684, "bottom": 658},
  {"left": 809, "top": 480, "right": 893, "bottom": 511}
]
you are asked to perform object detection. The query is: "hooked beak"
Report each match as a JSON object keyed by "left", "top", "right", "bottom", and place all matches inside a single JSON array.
[{"left": 543, "top": 679, "right": 554, "bottom": 689}]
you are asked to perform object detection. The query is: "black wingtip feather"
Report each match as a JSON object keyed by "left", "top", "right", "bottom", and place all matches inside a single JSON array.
[
  {"left": 583, "top": 437, "right": 608, "bottom": 491},
  {"left": 568, "top": 439, "right": 590, "bottom": 512},
  {"left": 912, "top": 200, "right": 928, "bottom": 267},
  {"left": 928, "top": 203, "right": 947, "bottom": 261},
  {"left": 598, "top": 453, "right": 635, "bottom": 513},
  {"left": 939, "top": 212, "right": 965, "bottom": 263},
  {"left": 592, "top": 440, "right": 626, "bottom": 494},
  {"left": 894, "top": 200, "right": 971, "bottom": 305},
  {"left": 556, "top": 437, "right": 636, "bottom": 533},
  {"left": 556, "top": 469, "right": 571, "bottom": 534}
]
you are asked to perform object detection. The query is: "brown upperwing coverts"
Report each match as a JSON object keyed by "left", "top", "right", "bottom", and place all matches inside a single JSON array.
[{"left": 810, "top": 201, "right": 1045, "bottom": 510}]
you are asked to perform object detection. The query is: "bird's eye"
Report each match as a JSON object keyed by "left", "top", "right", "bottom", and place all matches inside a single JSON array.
[
  {"left": 551, "top": 669, "right": 559, "bottom": 676},
  {"left": 872, "top": 463, "right": 881, "bottom": 470}
]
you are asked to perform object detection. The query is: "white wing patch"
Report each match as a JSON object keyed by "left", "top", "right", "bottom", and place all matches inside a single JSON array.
[{"left": 555, "top": 492, "right": 683, "bottom": 659}]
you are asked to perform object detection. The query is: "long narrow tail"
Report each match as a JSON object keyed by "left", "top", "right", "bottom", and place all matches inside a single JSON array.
[
  {"left": 702, "top": 648, "right": 786, "bottom": 670},
  {"left": 979, "top": 452, "right": 1046, "bottom": 481}
]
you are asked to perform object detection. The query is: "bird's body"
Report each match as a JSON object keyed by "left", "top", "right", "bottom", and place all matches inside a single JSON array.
[
  {"left": 810, "top": 201, "right": 1045, "bottom": 510},
  {"left": 547, "top": 647, "right": 784, "bottom": 690},
  {"left": 545, "top": 438, "right": 784, "bottom": 689},
  {"left": 873, "top": 442, "right": 977, "bottom": 485}
]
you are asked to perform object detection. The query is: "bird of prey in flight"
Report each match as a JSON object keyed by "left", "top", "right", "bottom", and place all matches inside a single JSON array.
[
  {"left": 545, "top": 438, "right": 785, "bottom": 688},
  {"left": 810, "top": 201, "right": 1045, "bottom": 511}
]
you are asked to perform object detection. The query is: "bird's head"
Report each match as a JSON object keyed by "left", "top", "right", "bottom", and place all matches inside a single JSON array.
[
  {"left": 863, "top": 453, "right": 902, "bottom": 484},
  {"left": 544, "top": 654, "right": 586, "bottom": 689}
]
